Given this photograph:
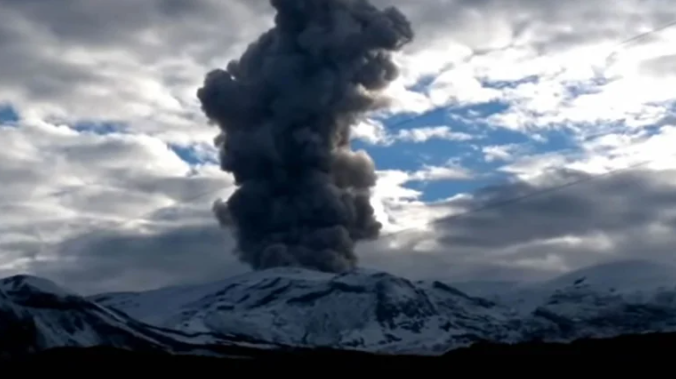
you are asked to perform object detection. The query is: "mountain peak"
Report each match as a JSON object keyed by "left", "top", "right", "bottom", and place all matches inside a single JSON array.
[
  {"left": 4, "top": 263, "right": 676, "bottom": 358},
  {"left": 89, "top": 267, "right": 514, "bottom": 354},
  {"left": 544, "top": 259, "right": 676, "bottom": 293},
  {"left": 0, "top": 274, "right": 73, "bottom": 298}
]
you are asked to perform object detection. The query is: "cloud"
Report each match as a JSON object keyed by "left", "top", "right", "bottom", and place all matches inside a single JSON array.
[
  {"left": 482, "top": 144, "right": 520, "bottom": 162},
  {"left": 355, "top": 123, "right": 676, "bottom": 282},
  {"left": 0, "top": 0, "right": 273, "bottom": 146},
  {"left": 29, "top": 219, "right": 246, "bottom": 295},
  {"left": 352, "top": 121, "right": 477, "bottom": 146},
  {"left": 357, "top": 166, "right": 676, "bottom": 283},
  {"left": 367, "top": 0, "right": 676, "bottom": 135},
  {"left": 497, "top": 124, "right": 676, "bottom": 180},
  {"left": 20, "top": 162, "right": 676, "bottom": 294},
  {"left": 0, "top": 122, "right": 238, "bottom": 289},
  {"left": 442, "top": 167, "right": 676, "bottom": 261},
  {"left": 395, "top": 126, "right": 475, "bottom": 143},
  {"left": 2, "top": 117, "right": 675, "bottom": 292},
  {"left": 2, "top": 0, "right": 675, "bottom": 133},
  {"left": 410, "top": 165, "right": 474, "bottom": 181},
  {"left": 640, "top": 53, "right": 676, "bottom": 77}
]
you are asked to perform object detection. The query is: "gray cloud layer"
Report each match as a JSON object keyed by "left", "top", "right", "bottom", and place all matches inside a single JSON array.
[
  {"left": 16, "top": 165, "right": 676, "bottom": 295},
  {"left": 34, "top": 222, "right": 244, "bottom": 295},
  {"left": 3, "top": 0, "right": 673, "bottom": 116},
  {"left": 408, "top": 167, "right": 676, "bottom": 280}
]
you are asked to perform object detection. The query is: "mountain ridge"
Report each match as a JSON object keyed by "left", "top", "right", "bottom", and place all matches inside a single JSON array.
[
  {"left": 3, "top": 258, "right": 676, "bottom": 358},
  {"left": 0, "top": 274, "right": 286, "bottom": 360},
  {"left": 89, "top": 266, "right": 520, "bottom": 354},
  {"left": 8, "top": 329, "right": 676, "bottom": 367},
  {"left": 89, "top": 260, "right": 676, "bottom": 354}
]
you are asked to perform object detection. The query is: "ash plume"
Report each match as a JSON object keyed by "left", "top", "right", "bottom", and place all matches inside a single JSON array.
[{"left": 197, "top": 0, "right": 413, "bottom": 273}]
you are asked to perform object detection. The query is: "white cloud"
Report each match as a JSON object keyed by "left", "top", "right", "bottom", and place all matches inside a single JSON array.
[
  {"left": 497, "top": 124, "right": 676, "bottom": 181},
  {"left": 410, "top": 164, "right": 473, "bottom": 181},
  {"left": 482, "top": 144, "right": 520, "bottom": 162},
  {"left": 0, "top": 118, "right": 236, "bottom": 292},
  {"left": 352, "top": 122, "right": 476, "bottom": 145},
  {"left": 428, "top": 66, "right": 504, "bottom": 106},
  {"left": 352, "top": 120, "right": 390, "bottom": 145},
  {"left": 369, "top": 164, "right": 473, "bottom": 235},
  {"left": 0, "top": 0, "right": 273, "bottom": 147},
  {"left": 358, "top": 0, "right": 676, "bottom": 142},
  {"left": 396, "top": 126, "right": 475, "bottom": 143}
]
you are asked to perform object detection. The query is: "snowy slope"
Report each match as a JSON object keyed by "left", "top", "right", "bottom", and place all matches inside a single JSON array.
[
  {"left": 90, "top": 267, "right": 522, "bottom": 354},
  {"left": 520, "top": 282, "right": 676, "bottom": 342},
  {"left": 541, "top": 260, "right": 676, "bottom": 294},
  {"left": 468, "top": 259, "right": 676, "bottom": 314},
  {"left": 5, "top": 259, "right": 676, "bottom": 357},
  {"left": 0, "top": 275, "right": 275, "bottom": 358},
  {"left": 445, "top": 280, "right": 521, "bottom": 299},
  {"left": 90, "top": 263, "right": 676, "bottom": 354}
]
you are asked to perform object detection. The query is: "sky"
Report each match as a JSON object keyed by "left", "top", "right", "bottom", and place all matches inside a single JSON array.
[{"left": 1, "top": 0, "right": 676, "bottom": 295}]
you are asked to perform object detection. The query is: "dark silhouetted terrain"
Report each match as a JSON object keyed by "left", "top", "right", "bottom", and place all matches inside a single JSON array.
[{"left": 5, "top": 330, "right": 674, "bottom": 367}]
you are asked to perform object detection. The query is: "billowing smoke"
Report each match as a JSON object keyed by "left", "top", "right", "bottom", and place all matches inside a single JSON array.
[{"left": 196, "top": 0, "right": 413, "bottom": 273}]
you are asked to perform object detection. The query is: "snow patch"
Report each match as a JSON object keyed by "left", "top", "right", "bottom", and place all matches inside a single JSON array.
[{"left": 0, "top": 275, "right": 74, "bottom": 298}]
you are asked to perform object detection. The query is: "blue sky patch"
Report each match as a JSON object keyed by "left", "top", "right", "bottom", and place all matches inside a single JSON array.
[
  {"left": 405, "top": 74, "right": 438, "bottom": 93},
  {"left": 453, "top": 100, "right": 511, "bottom": 119},
  {"left": 352, "top": 76, "right": 617, "bottom": 203},
  {"left": 355, "top": 98, "right": 547, "bottom": 201},
  {"left": 169, "top": 143, "right": 217, "bottom": 165},
  {"left": 393, "top": 126, "right": 582, "bottom": 202},
  {"left": 170, "top": 144, "right": 202, "bottom": 165},
  {"left": 0, "top": 104, "right": 20, "bottom": 127},
  {"left": 70, "top": 121, "right": 127, "bottom": 135},
  {"left": 358, "top": 101, "right": 528, "bottom": 170},
  {"left": 353, "top": 137, "right": 471, "bottom": 172}
]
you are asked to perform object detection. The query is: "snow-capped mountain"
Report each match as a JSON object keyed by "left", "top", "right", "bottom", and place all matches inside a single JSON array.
[
  {"left": 90, "top": 260, "right": 676, "bottom": 354},
  {"left": 521, "top": 281, "right": 676, "bottom": 342},
  {"left": 539, "top": 259, "right": 676, "bottom": 294},
  {"left": 461, "top": 259, "right": 676, "bottom": 314},
  {"left": 0, "top": 274, "right": 277, "bottom": 358},
  {"left": 4, "top": 259, "right": 676, "bottom": 358},
  {"left": 89, "top": 267, "right": 522, "bottom": 354}
]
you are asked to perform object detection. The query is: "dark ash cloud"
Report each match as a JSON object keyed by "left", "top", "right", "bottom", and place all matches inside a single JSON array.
[{"left": 197, "top": 0, "right": 414, "bottom": 273}]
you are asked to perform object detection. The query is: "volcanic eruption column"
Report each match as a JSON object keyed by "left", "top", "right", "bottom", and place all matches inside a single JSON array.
[{"left": 197, "top": 0, "right": 413, "bottom": 273}]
